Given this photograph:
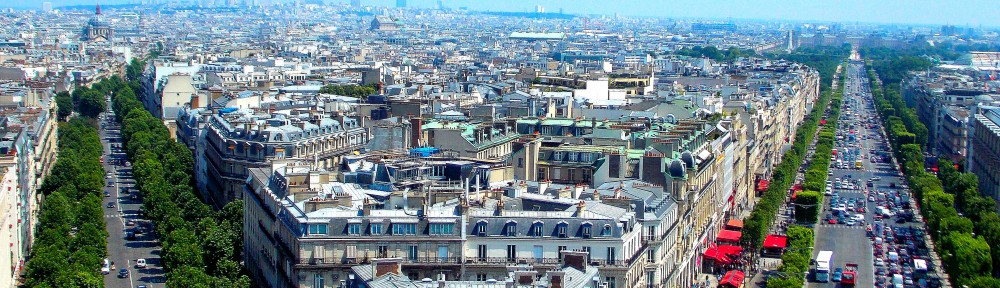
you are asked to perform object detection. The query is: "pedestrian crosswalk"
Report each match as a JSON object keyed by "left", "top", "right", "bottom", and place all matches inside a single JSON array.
[
  {"left": 817, "top": 224, "right": 867, "bottom": 229},
  {"left": 105, "top": 214, "right": 118, "bottom": 218}
]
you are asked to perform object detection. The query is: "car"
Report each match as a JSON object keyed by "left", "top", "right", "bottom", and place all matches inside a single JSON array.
[
  {"left": 828, "top": 218, "right": 837, "bottom": 224},
  {"left": 875, "top": 258, "right": 886, "bottom": 266},
  {"left": 107, "top": 202, "right": 115, "bottom": 208},
  {"left": 833, "top": 268, "right": 843, "bottom": 282},
  {"left": 126, "top": 220, "right": 136, "bottom": 226},
  {"left": 101, "top": 258, "right": 111, "bottom": 275},
  {"left": 118, "top": 268, "right": 129, "bottom": 278},
  {"left": 104, "top": 191, "right": 111, "bottom": 197},
  {"left": 125, "top": 231, "right": 136, "bottom": 240},
  {"left": 137, "top": 285, "right": 148, "bottom": 288},
  {"left": 136, "top": 258, "right": 147, "bottom": 268},
  {"left": 846, "top": 218, "right": 857, "bottom": 226},
  {"left": 100, "top": 157, "right": 104, "bottom": 163}
]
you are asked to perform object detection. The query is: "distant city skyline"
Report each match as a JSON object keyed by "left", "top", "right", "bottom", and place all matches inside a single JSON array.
[{"left": 9, "top": 0, "right": 1000, "bottom": 27}]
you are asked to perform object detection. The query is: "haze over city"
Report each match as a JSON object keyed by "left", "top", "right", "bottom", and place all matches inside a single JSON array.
[{"left": 4, "top": 0, "right": 1000, "bottom": 26}]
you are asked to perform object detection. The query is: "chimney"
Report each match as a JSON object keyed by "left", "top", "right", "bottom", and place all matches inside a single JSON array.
[
  {"left": 573, "top": 184, "right": 585, "bottom": 199},
  {"left": 514, "top": 271, "right": 538, "bottom": 286},
  {"left": 562, "top": 250, "right": 588, "bottom": 272},
  {"left": 548, "top": 271, "right": 566, "bottom": 288},
  {"left": 362, "top": 198, "right": 375, "bottom": 216},
  {"left": 495, "top": 197, "right": 504, "bottom": 216},
  {"left": 538, "top": 180, "right": 550, "bottom": 195},
  {"left": 190, "top": 93, "right": 200, "bottom": 108},
  {"left": 574, "top": 200, "right": 586, "bottom": 217},
  {"left": 372, "top": 258, "right": 403, "bottom": 278},
  {"left": 437, "top": 273, "right": 446, "bottom": 288},
  {"left": 410, "top": 117, "right": 423, "bottom": 147},
  {"left": 593, "top": 190, "right": 601, "bottom": 203}
]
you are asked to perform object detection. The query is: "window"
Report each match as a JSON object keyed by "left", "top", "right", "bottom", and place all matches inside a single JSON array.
[
  {"left": 314, "top": 274, "right": 325, "bottom": 288},
  {"left": 347, "top": 223, "right": 361, "bottom": 235},
  {"left": 476, "top": 274, "right": 488, "bottom": 281},
  {"left": 647, "top": 249, "right": 655, "bottom": 263},
  {"left": 553, "top": 151, "right": 563, "bottom": 161},
  {"left": 607, "top": 247, "right": 616, "bottom": 264},
  {"left": 430, "top": 223, "right": 454, "bottom": 235},
  {"left": 392, "top": 223, "right": 416, "bottom": 235},
  {"left": 537, "top": 168, "right": 547, "bottom": 181},
  {"left": 308, "top": 224, "right": 328, "bottom": 235},
  {"left": 552, "top": 168, "right": 561, "bottom": 180},
  {"left": 568, "top": 152, "right": 578, "bottom": 162},
  {"left": 605, "top": 277, "right": 616, "bottom": 288},
  {"left": 370, "top": 223, "right": 383, "bottom": 235},
  {"left": 582, "top": 169, "right": 591, "bottom": 182},
  {"left": 408, "top": 245, "right": 418, "bottom": 261},
  {"left": 477, "top": 223, "right": 487, "bottom": 236},
  {"left": 517, "top": 158, "right": 524, "bottom": 168},
  {"left": 377, "top": 245, "right": 388, "bottom": 258},
  {"left": 558, "top": 246, "right": 567, "bottom": 259},
  {"left": 581, "top": 152, "right": 593, "bottom": 162},
  {"left": 582, "top": 224, "right": 593, "bottom": 238},
  {"left": 582, "top": 247, "right": 591, "bottom": 261},
  {"left": 506, "top": 245, "right": 517, "bottom": 261},
  {"left": 530, "top": 223, "right": 543, "bottom": 237},
  {"left": 557, "top": 224, "right": 568, "bottom": 238},
  {"left": 477, "top": 245, "right": 487, "bottom": 260},
  {"left": 568, "top": 168, "right": 576, "bottom": 181},
  {"left": 601, "top": 225, "right": 613, "bottom": 237},
  {"left": 505, "top": 222, "right": 517, "bottom": 236}
]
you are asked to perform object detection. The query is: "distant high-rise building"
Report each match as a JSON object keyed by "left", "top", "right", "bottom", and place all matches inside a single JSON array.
[
  {"left": 396, "top": 0, "right": 405, "bottom": 8},
  {"left": 535, "top": 5, "right": 544, "bottom": 13},
  {"left": 41, "top": 2, "right": 52, "bottom": 12}
]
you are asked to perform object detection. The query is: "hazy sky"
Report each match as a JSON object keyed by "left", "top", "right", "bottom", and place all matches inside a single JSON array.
[{"left": 17, "top": 0, "right": 1000, "bottom": 27}]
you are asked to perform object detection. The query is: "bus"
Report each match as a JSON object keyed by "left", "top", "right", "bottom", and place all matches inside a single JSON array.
[{"left": 815, "top": 251, "right": 834, "bottom": 282}]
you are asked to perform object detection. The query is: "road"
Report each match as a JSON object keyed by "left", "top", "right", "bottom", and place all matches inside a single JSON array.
[
  {"left": 101, "top": 98, "right": 165, "bottom": 288},
  {"left": 808, "top": 61, "right": 940, "bottom": 288}
]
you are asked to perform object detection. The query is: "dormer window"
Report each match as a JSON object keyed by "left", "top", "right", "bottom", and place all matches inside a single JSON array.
[
  {"left": 530, "top": 222, "right": 543, "bottom": 237},
  {"left": 601, "top": 225, "right": 612, "bottom": 237},
  {"left": 568, "top": 152, "right": 578, "bottom": 162},
  {"left": 477, "top": 222, "right": 487, "bottom": 236},
  {"left": 505, "top": 221, "right": 517, "bottom": 237},
  {"left": 553, "top": 151, "right": 563, "bottom": 161},
  {"left": 557, "top": 223, "right": 568, "bottom": 238},
  {"left": 581, "top": 223, "right": 592, "bottom": 238}
]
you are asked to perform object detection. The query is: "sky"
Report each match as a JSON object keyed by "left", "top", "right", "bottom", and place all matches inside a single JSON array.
[{"left": 15, "top": 0, "right": 1000, "bottom": 27}]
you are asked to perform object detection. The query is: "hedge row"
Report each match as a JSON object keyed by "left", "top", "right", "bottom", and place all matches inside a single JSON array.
[
  {"left": 97, "top": 59, "right": 250, "bottom": 287},
  {"left": 24, "top": 118, "right": 108, "bottom": 287},
  {"left": 766, "top": 226, "right": 816, "bottom": 287},
  {"left": 741, "top": 48, "right": 848, "bottom": 250},
  {"left": 866, "top": 63, "right": 1000, "bottom": 287},
  {"left": 795, "top": 66, "right": 846, "bottom": 223}
]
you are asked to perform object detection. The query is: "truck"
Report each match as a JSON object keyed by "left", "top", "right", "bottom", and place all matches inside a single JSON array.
[
  {"left": 842, "top": 263, "right": 858, "bottom": 286},
  {"left": 855, "top": 160, "right": 863, "bottom": 169},
  {"left": 815, "top": 251, "right": 834, "bottom": 282}
]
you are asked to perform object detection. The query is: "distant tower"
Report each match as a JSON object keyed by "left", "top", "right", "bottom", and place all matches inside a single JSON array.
[
  {"left": 42, "top": 2, "right": 52, "bottom": 13},
  {"left": 350, "top": 0, "right": 360, "bottom": 8},
  {"left": 395, "top": 0, "right": 405, "bottom": 8},
  {"left": 436, "top": 0, "right": 444, "bottom": 10}
]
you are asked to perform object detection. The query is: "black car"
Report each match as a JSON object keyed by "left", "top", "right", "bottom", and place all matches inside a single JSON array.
[
  {"left": 125, "top": 231, "right": 136, "bottom": 240},
  {"left": 118, "top": 268, "right": 129, "bottom": 278},
  {"left": 107, "top": 202, "right": 115, "bottom": 208}
]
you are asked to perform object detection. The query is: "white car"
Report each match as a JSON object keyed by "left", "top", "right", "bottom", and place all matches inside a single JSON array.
[
  {"left": 875, "top": 258, "right": 885, "bottom": 266},
  {"left": 136, "top": 258, "right": 147, "bottom": 268},
  {"left": 101, "top": 258, "right": 111, "bottom": 275}
]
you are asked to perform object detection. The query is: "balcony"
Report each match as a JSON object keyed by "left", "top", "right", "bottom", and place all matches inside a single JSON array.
[{"left": 298, "top": 256, "right": 462, "bottom": 266}]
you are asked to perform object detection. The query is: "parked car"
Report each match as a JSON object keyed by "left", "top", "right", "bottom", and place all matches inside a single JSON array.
[
  {"left": 118, "top": 268, "right": 129, "bottom": 278},
  {"left": 136, "top": 258, "right": 147, "bottom": 268}
]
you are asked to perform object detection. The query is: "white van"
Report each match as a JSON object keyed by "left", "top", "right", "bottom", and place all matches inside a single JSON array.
[
  {"left": 892, "top": 274, "right": 904, "bottom": 288},
  {"left": 101, "top": 258, "right": 111, "bottom": 274}
]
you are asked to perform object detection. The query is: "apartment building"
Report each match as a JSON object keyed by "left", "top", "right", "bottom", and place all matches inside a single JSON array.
[
  {"left": 970, "top": 108, "right": 1000, "bottom": 210},
  {"left": 182, "top": 98, "right": 369, "bottom": 206}
]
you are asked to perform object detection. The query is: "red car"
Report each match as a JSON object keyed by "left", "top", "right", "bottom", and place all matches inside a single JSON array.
[{"left": 828, "top": 218, "right": 837, "bottom": 224}]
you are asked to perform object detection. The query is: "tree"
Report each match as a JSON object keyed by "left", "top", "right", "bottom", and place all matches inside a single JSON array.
[
  {"left": 165, "top": 266, "right": 214, "bottom": 288},
  {"left": 77, "top": 90, "right": 106, "bottom": 118},
  {"left": 56, "top": 91, "right": 73, "bottom": 120},
  {"left": 942, "top": 232, "right": 992, "bottom": 282}
]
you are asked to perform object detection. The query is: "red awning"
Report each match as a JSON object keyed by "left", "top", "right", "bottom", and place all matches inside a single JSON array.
[
  {"left": 717, "top": 245, "right": 743, "bottom": 256},
  {"left": 703, "top": 248, "right": 732, "bottom": 264},
  {"left": 756, "top": 180, "right": 770, "bottom": 192},
  {"left": 719, "top": 270, "right": 746, "bottom": 288},
  {"left": 763, "top": 234, "right": 788, "bottom": 249},
  {"left": 791, "top": 190, "right": 799, "bottom": 200},
  {"left": 726, "top": 219, "right": 744, "bottom": 230},
  {"left": 792, "top": 184, "right": 803, "bottom": 191},
  {"left": 820, "top": 119, "right": 827, "bottom": 125},
  {"left": 717, "top": 229, "right": 742, "bottom": 243}
]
